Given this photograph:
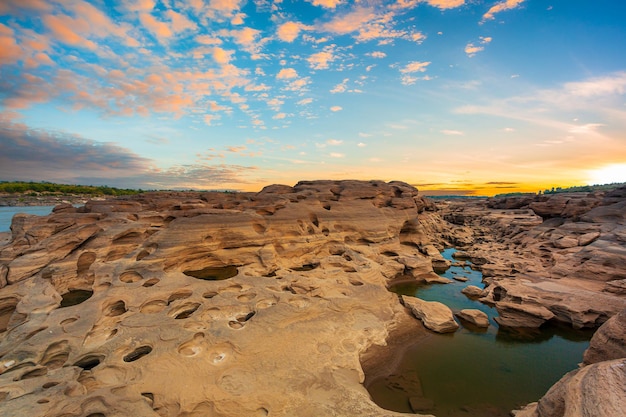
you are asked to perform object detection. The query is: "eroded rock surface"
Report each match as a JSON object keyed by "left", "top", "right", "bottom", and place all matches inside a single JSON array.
[
  {"left": 0, "top": 180, "right": 446, "bottom": 417},
  {"left": 401, "top": 295, "right": 459, "bottom": 333},
  {"left": 439, "top": 187, "right": 626, "bottom": 329}
]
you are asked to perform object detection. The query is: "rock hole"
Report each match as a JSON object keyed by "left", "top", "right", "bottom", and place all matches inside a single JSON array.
[
  {"left": 20, "top": 367, "right": 48, "bottom": 380},
  {"left": 142, "top": 278, "right": 159, "bottom": 287},
  {"left": 41, "top": 340, "right": 70, "bottom": 369},
  {"left": 60, "top": 317, "right": 78, "bottom": 326},
  {"left": 493, "top": 286, "right": 506, "bottom": 302},
  {"left": 119, "top": 271, "right": 143, "bottom": 283},
  {"left": 309, "top": 213, "right": 320, "bottom": 227},
  {"left": 382, "top": 251, "right": 399, "bottom": 257},
  {"left": 86, "top": 414, "right": 106, "bottom": 417},
  {"left": 291, "top": 263, "right": 319, "bottom": 272},
  {"left": 141, "top": 392, "right": 155, "bottom": 407},
  {"left": 183, "top": 265, "right": 238, "bottom": 280},
  {"left": 321, "top": 227, "right": 329, "bottom": 236},
  {"left": 167, "top": 291, "right": 193, "bottom": 305},
  {"left": 323, "top": 204, "right": 331, "bottom": 211},
  {"left": 74, "top": 354, "right": 104, "bottom": 370},
  {"left": 59, "top": 290, "right": 93, "bottom": 308},
  {"left": 123, "top": 346, "right": 152, "bottom": 362},
  {"left": 170, "top": 303, "right": 201, "bottom": 320},
  {"left": 238, "top": 311, "right": 255, "bottom": 322},
  {"left": 104, "top": 300, "right": 127, "bottom": 317},
  {"left": 140, "top": 300, "right": 167, "bottom": 314},
  {"left": 76, "top": 252, "right": 96, "bottom": 277},
  {"left": 349, "top": 279, "right": 364, "bottom": 286},
  {"left": 237, "top": 293, "right": 256, "bottom": 302},
  {"left": 252, "top": 223, "right": 266, "bottom": 234},
  {"left": 136, "top": 243, "right": 158, "bottom": 261},
  {"left": 37, "top": 399, "right": 50, "bottom": 404},
  {"left": 42, "top": 382, "right": 59, "bottom": 389},
  {"left": 0, "top": 297, "right": 19, "bottom": 333},
  {"left": 203, "top": 291, "right": 218, "bottom": 299}
]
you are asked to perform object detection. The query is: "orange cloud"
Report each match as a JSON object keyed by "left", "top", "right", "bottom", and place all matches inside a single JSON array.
[
  {"left": 276, "top": 68, "right": 298, "bottom": 79},
  {"left": 0, "top": 23, "right": 23, "bottom": 66},
  {"left": 482, "top": 0, "right": 525, "bottom": 22},
  {"left": 425, "top": 0, "right": 465, "bottom": 9},
  {"left": 0, "top": 0, "right": 50, "bottom": 14},
  {"left": 308, "top": 50, "right": 335, "bottom": 70},
  {"left": 140, "top": 12, "right": 173, "bottom": 39},
  {"left": 166, "top": 9, "right": 197, "bottom": 33},
  {"left": 309, "top": 0, "right": 343, "bottom": 8},
  {"left": 322, "top": 7, "right": 376, "bottom": 35},
  {"left": 277, "top": 21, "right": 303, "bottom": 42}
]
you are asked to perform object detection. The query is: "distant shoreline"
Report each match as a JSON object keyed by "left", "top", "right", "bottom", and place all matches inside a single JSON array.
[{"left": 0, "top": 194, "right": 94, "bottom": 207}]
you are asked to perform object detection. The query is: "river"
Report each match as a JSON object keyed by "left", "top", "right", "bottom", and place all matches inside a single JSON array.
[
  {"left": 366, "top": 248, "right": 593, "bottom": 416},
  {"left": 0, "top": 206, "right": 56, "bottom": 232}
]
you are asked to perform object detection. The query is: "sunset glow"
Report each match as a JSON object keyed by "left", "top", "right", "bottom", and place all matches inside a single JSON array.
[{"left": 1, "top": 1, "right": 625, "bottom": 194}]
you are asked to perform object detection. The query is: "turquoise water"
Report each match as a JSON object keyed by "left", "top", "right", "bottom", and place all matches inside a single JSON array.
[
  {"left": 368, "top": 248, "right": 594, "bottom": 416},
  {"left": 0, "top": 206, "right": 55, "bottom": 232}
]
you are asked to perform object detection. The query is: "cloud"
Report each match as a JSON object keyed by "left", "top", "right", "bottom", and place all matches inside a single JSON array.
[
  {"left": 321, "top": 7, "right": 376, "bottom": 35},
  {"left": 327, "top": 139, "right": 343, "bottom": 145},
  {"left": 307, "top": 49, "right": 336, "bottom": 70},
  {"left": 0, "top": 118, "right": 150, "bottom": 182},
  {"left": 330, "top": 106, "right": 343, "bottom": 112},
  {"left": 297, "top": 98, "right": 313, "bottom": 105},
  {"left": 482, "top": 0, "right": 525, "bottom": 22},
  {"left": 0, "top": 23, "right": 23, "bottom": 66},
  {"left": 367, "top": 51, "right": 386, "bottom": 58},
  {"left": 563, "top": 72, "right": 626, "bottom": 97},
  {"left": 309, "top": 0, "right": 344, "bottom": 9},
  {"left": 331, "top": 78, "right": 349, "bottom": 93},
  {"left": 465, "top": 36, "right": 492, "bottom": 57},
  {"left": 400, "top": 61, "right": 430, "bottom": 73},
  {"left": 441, "top": 129, "right": 464, "bottom": 135},
  {"left": 330, "top": 152, "right": 345, "bottom": 158},
  {"left": 357, "top": 142, "right": 367, "bottom": 147},
  {"left": 277, "top": 21, "right": 306, "bottom": 42},
  {"left": 424, "top": 0, "right": 466, "bottom": 9},
  {"left": 276, "top": 68, "right": 298, "bottom": 79}
]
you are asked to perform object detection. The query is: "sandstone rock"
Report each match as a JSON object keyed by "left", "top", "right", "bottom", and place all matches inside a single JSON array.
[
  {"left": 535, "top": 359, "right": 626, "bottom": 417},
  {"left": 0, "top": 180, "right": 449, "bottom": 417},
  {"left": 461, "top": 285, "right": 484, "bottom": 298},
  {"left": 455, "top": 309, "right": 489, "bottom": 327},
  {"left": 494, "top": 301, "right": 555, "bottom": 328},
  {"left": 583, "top": 309, "right": 626, "bottom": 365},
  {"left": 401, "top": 295, "right": 459, "bottom": 333}
]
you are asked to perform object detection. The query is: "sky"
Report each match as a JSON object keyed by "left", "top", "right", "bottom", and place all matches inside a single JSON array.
[{"left": 1, "top": 0, "right": 625, "bottom": 195}]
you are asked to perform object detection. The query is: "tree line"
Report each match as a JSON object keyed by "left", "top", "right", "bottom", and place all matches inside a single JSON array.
[{"left": 0, "top": 181, "right": 144, "bottom": 196}]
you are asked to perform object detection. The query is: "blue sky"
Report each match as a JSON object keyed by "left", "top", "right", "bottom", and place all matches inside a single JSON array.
[{"left": 1, "top": 0, "right": 625, "bottom": 194}]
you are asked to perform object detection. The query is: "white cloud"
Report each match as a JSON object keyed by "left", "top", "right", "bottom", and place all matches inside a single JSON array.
[
  {"left": 330, "top": 106, "right": 343, "bottom": 112},
  {"left": 330, "top": 152, "right": 344, "bottom": 158},
  {"left": 441, "top": 129, "right": 464, "bottom": 135},
  {"left": 297, "top": 98, "right": 313, "bottom": 105},
  {"left": 327, "top": 139, "right": 343, "bottom": 145},
  {"left": 357, "top": 142, "right": 367, "bottom": 147},
  {"left": 367, "top": 51, "right": 386, "bottom": 58}
]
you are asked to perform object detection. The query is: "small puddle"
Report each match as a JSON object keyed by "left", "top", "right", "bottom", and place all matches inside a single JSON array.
[{"left": 366, "top": 248, "right": 594, "bottom": 416}]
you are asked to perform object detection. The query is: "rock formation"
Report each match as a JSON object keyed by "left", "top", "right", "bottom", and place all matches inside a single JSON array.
[
  {"left": 439, "top": 187, "right": 626, "bottom": 329},
  {"left": 401, "top": 295, "right": 459, "bottom": 333},
  {"left": 513, "top": 308, "right": 626, "bottom": 417},
  {"left": 0, "top": 180, "right": 448, "bottom": 417},
  {"left": 1, "top": 180, "right": 625, "bottom": 416}
]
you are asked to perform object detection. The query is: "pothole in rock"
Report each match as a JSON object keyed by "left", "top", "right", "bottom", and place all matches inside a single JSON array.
[
  {"left": 123, "top": 346, "right": 153, "bottom": 362},
  {"left": 119, "top": 271, "right": 143, "bottom": 283},
  {"left": 168, "top": 303, "right": 201, "bottom": 320},
  {"left": 104, "top": 300, "right": 127, "bottom": 317},
  {"left": 0, "top": 297, "right": 19, "bottom": 333},
  {"left": 74, "top": 354, "right": 105, "bottom": 371},
  {"left": 183, "top": 265, "right": 239, "bottom": 280},
  {"left": 291, "top": 263, "right": 319, "bottom": 272},
  {"left": 228, "top": 311, "right": 255, "bottom": 329},
  {"left": 59, "top": 290, "right": 93, "bottom": 308}
]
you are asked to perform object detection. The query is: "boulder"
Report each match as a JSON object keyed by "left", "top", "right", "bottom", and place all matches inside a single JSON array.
[
  {"left": 583, "top": 309, "right": 626, "bottom": 365},
  {"left": 401, "top": 295, "right": 459, "bottom": 333},
  {"left": 461, "top": 285, "right": 484, "bottom": 298},
  {"left": 455, "top": 309, "right": 489, "bottom": 327}
]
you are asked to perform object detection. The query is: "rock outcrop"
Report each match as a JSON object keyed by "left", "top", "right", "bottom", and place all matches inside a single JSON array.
[
  {"left": 0, "top": 180, "right": 447, "bottom": 417},
  {"left": 513, "top": 309, "right": 626, "bottom": 417},
  {"left": 455, "top": 309, "right": 489, "bottom": 328},
  {"left": 439, "top": 187, "right": 626, "bottom": 329},
  {"left": 401, "top": 295, "right": 459, "bottom": 333}
]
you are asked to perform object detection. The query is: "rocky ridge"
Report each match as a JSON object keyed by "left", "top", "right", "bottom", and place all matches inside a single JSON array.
[{"left": 0, "top": 180, "right": 448, "bottom": 417}]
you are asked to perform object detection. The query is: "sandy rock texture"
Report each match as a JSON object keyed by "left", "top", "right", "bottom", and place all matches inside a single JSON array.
[
  {"left": 0, "top": 180, "right": 447, "bottom": 417},
  {"left": 439, "top": 187, "right": 626, "bottom": 329}
]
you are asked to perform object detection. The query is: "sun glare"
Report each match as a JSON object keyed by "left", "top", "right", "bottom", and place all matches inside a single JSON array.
[{"left": 588, "top": 164, "right": 626, "bottom": 185}]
